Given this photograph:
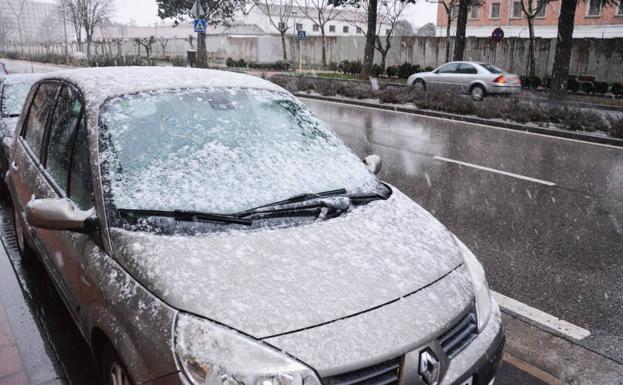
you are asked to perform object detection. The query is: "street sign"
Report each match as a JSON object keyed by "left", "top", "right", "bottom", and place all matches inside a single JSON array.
[
  {"left": 297, "top": 30, "right": 306, "bottom": 41},
  {"left": 191, "top": 0, "right": 204, "bottom": 17},
  {"left": 491, "top": 27, "right": 504, "bottom": 43},
  {"left": 194, "top": 19, "right": 207, "bottom": 33}
]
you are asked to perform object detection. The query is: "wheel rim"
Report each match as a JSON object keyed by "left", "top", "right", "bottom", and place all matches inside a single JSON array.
[
  {"left": 415, "top": 81, "right": 425, "bottom": 91},
  {"left": 110, "top": 362, "right": 131, "bottom": 385},
  {"left": 472, "top": 87, "right": 484, "bottom": 100},
  {"left": 14, "top": 210, "right": 25, "bottom": 253}
]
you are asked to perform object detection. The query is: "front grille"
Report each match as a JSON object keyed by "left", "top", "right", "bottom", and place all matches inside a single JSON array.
[
  {"left": 323, "top": 358, "right": 401, "bottom": 385},
  {"left": 439, "top": 312, "right": 478, "bottom": 359}
]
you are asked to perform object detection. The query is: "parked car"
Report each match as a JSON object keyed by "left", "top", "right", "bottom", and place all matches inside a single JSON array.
[
  {"left": 6, "top": 67, "right": 503, "bottom": 385},
  {"left": 0, "top": 73, "right": 46, "bottom": 179},
  {"left": 408, "top": 61, "right": 522, "bottom": 101}
]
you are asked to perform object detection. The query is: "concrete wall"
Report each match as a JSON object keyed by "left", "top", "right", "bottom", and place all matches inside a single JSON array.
[{"left": 3, "top": 34, "right": 623, "bottom": 82}]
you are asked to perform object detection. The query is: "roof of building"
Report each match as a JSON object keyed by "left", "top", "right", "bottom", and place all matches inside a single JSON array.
[{"left": 35, "top": 67, "right": 283, "bottom": 108}]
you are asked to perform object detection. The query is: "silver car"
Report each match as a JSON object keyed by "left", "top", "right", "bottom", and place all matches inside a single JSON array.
[
  {"left": 7, "top": 67, "right": 503, "bottom": 385},
  {"left": 408, "top": 61, "right": 522, "bottom": 101}
]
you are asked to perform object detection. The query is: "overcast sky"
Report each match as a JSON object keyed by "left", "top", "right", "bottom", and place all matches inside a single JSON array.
[{"left": 108, "top": 0, "right": 437, "bottom": 28}]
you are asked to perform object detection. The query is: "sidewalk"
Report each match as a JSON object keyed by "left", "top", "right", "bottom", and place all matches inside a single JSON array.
[{"left": 0, "top": 223, "right": 65, "bottom": 385}]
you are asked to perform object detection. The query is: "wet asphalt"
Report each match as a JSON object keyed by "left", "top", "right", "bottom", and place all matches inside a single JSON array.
[{"left": 302, "top": 97, "right": 623, "bottom": 364}]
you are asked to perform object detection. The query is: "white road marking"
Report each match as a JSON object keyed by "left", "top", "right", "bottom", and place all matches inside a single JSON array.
[
  {"left": 306, "top": 98, "right": 623, "bottom": 150},
  {"left": 492, "top": 291, "right": 591, "bottom": 340},
  {"left": 433, "top": 156, "right": 557, "bottom": 186}
]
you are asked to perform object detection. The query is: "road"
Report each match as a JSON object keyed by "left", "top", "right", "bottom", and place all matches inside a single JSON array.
[
  {"left": 303, "top": 97, "right": 623, "bottom": 365},
  {"left": 1, "top": 59, "right": 619, "bottom": 384}
]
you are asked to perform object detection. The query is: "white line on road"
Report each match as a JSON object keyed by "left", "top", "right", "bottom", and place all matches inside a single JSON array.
[
  {"left": 433, "top": 156, "right": 557, "bottom": 186},
  {"left": 492, "top": 291, "right": 591, "bottom": 340}
]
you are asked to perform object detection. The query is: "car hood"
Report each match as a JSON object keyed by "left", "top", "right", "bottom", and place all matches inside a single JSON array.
[{"left": 110, "top": 188, "right": 464, "bottom": 338}]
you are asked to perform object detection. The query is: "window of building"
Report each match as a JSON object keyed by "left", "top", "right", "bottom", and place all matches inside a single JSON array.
[
  {"left": 469, "top": 5, "right": 480, "bottom": 19},
  {"left": 296, "top": 23, "right": 303, "bottom": 31},
  {"left": 618, "top": 3, "right": 623, "bottom": 15},
  {"left": 313, "top": 24, "right": 319, "bottom": 32},
  {"left": 490, "top": 3, "right": 501, "bottom": 18},
  {"left": 329, "top": 25, "right": 336, "bottom": 33},
  {"left": 512, "top": 1, "right": 523, "bottom": 18},
  {"left": 343, "top": 25, "right": 349, "bottom": 33},
  {"left": 587, "top": 0, "right": 602, "bottom": 16},
  {"left": 535, "top": 2, "right": 547, "bottom": 17}
]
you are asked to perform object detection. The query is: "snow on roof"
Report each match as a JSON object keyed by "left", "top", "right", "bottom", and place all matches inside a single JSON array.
[
  {"left": 36, "top": 66, "right": 284, "bottom": 108},
  {"left": 2, "top": 72, "right": 48, "bottom": 85}
]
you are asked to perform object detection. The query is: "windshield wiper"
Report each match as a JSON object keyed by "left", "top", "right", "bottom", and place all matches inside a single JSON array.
[
  {"left": 117, "top": 208, "right": 253, "bottom": 226},
  {"left": 240, "top": 188, "right": 348, "bottom": 214}
]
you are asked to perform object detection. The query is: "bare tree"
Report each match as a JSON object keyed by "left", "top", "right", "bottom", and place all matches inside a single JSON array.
[
  {"left": 5, "top": 0, "right": 26, "bottom": 58},
  {"left": 519, "top": 0, "right": 554, "bottom": 77},
  {"left": 158, "top": 37, "right": 169, "bottom": 56},
  {"left": 0, "top": 10, "right": 13, "bottom": 52},
  {"left": 296, "top": 0, "right": 343, "bottom": 66},
  {"left": 256, "top": 0, "right": 295, "bottom": 61},
  {"left": 75, "top": 0, "right": 114, "bottom": 60},
  {"left": 59, "top": 0, "right": 84, "bottom": 51},
  {"left": 375, "top": 0, "right": 412, "bottom": 71},
  {"left": 427, "top": 0, "right": 459, "bottom": 62},
  {"left": 135, "top": 36, "right": 156, "bottom": 60}
]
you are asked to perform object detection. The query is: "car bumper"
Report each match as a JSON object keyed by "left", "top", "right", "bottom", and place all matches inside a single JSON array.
[
  {"left": 440, "top": 299, "right": 504, "bottom": 385},
  {"left": 489, "top": 85, "right": 522, "bottom": 94}
]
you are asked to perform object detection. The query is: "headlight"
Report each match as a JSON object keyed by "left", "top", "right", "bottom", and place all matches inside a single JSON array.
[
  {"left": 175, "top": 313, "right": 322, "bottom": 385},
  {"left": 452, "top": 235, "right": 492, "bottom": 332}
]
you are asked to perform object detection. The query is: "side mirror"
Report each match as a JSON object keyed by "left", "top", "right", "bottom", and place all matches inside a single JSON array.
[
  {"left": 1, "top": 136, "right": 12, "bottom": 156},
  {"left": 26, "top": 198, "right": 94, "bottom": 234},
  {"left": 364, "top": 155, "right": 382, "bottom": 175}
]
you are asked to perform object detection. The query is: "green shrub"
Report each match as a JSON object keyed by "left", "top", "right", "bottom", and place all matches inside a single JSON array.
[
  {"left": 386, "top": 66, "right": 398, "bottom": 78},
  {"left": 594, "top": 81, "right": 609, "bottom": 95},
  {"left": 542, "top": 75, "right": 552, "bottom": 89},
  {"left": 226, "top": 57, "right": 235, "bottom": 67},
  {"left": 567, "top": 78, "right": 580, "bottom": 93},
  {"left": 397, "top": 62, "right": 420, "bottom": 79},
  {"left": 610, "top": 82, "right": 623, "bottom": 96},
  {"left": 372, "top": 64, "right": 384, "bottom": 77},
  {"left": 328, "top": 61, "right": 338, "bottom": 72},
  {"left": 609, "top": 118, "right": 623, "bottom": 138},
  {"left": 424, "top": 66, "right": 434, "bottom": 72},
  {"left": 581, "top": 81, "right": 594, "bottom": 94}
]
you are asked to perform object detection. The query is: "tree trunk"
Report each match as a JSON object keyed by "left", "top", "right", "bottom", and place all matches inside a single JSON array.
[
  {"left": 550, "top": 0, "right": 577, "bottom": 95},
  {"left": 446, "top": 15, "right": 452, "bottom": 62},
  {"left": 380, "top": 51, "right": 387, "bottom": 71},
  {"left": 320, "top": 27, "right": 327, "bottom": 67},
  {"left": 527, "top": 18, "right": 536, "bottom": 77},
  {"left": 360, "top": 0, "right": 378, "bottom": 80},
  {"left": 453, "top": 0, "right": 469, "bottom": 61},
  {"left": 197, "top": 32, "right": 207, "bottom": 67},
  {"left": 280, "top": 31, "right": 288, "bottom": 61}
]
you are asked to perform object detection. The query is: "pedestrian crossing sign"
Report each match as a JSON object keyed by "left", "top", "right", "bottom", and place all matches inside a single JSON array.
[{"left": 194, "top": 19, "right": 207, "bottom": 33}]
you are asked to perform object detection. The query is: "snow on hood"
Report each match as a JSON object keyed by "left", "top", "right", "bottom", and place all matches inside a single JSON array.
[{"left": 110, "top": 189, "right": 464, "bottom": 338}]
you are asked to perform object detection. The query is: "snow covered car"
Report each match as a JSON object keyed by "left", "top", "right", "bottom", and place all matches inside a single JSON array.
[
  {"left": 0, "top": 73, "right": 46, "bottom": 180},
  {"left": 6, "top": 67, "right": 503, "bottom": 385},
  {"left": 408, "top": 61, "right": 521, "bottom": 101}
]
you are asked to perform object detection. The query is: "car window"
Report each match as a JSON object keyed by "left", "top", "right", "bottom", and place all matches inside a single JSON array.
[
  {"left": 1, "top": 82, "right": 34, "bottom": 117},
  {"left": 436, "top": 63, "right": 460, "bottom": 74},
  {"left": 45, "top": 85, "right": 83, "bottom": 192},
  {"left": 22, "top": 82, "right": 58, "bottom": 159},
  {"left": 458, "top": 64, "right": 478, "bottom": 74},
  {"left": 69, "top": 119, "right": 94, "bottom": 210},
  {"left": 480, "top": 64, "right": 503, "bottom": 74}
]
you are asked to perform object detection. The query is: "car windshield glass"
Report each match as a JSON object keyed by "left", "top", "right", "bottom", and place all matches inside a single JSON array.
[
  {"left": 480, "top": 64, "right": 503, "bottom": 74},
  {"left": 99, "top": 87, "right": 382, "bottom": 214},
  {"left": 2, "top": 82, "right": 32, "bottom": 116}
]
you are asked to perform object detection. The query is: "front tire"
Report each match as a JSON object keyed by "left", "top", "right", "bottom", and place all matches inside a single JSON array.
[
  {"left": 414, "top": 79, "right": 426, "bottom": 92},
  {"left": 470, "top": 85, "right": 485, "bottom": 101},
  {"left": 101, "top": 343, "right": 135, "bottom": 385}
]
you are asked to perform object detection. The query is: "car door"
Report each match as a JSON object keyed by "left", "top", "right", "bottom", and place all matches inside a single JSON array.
[
  {"left": 456, "top": 63, "right": 479, "bottom": 93},
  {"left": 37, "top": 83, "right": 98, "bottom": 329},
  {"left": 432, "top": 63, "right": 461, "bottom": 92}
]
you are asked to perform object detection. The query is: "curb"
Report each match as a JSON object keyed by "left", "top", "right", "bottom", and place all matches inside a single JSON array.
[{"left": 294, "top": 93, "right": 623, "bottom": 148}]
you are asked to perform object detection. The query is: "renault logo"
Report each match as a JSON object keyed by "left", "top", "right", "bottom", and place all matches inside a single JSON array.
[{"left": 419, "top": 349, "right": 440, "bottom": 385}]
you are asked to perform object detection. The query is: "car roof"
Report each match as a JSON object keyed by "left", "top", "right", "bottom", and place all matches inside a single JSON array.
[{"left": 35, "top": 66, "right": 284, "bottom": 108}]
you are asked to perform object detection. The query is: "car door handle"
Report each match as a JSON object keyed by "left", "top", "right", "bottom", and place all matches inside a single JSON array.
[{"left": 10, "top": 161, "right": 18, "bottom": 172}]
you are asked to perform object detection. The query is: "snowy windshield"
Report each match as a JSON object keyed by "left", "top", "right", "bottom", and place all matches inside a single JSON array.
[
  {"left": 1, "top": 82, "right": 32, "bottom": 117},
  {"left": 99, "top": 87, "right": 381, "bottom": 214}
]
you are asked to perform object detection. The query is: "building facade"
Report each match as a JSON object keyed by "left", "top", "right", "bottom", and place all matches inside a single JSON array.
[
  {"left": 436, "top": 0, "right": 623, "bottom": 38},
  {"left": 0, "top": 0, "right": 61, "bottom": 42}
]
